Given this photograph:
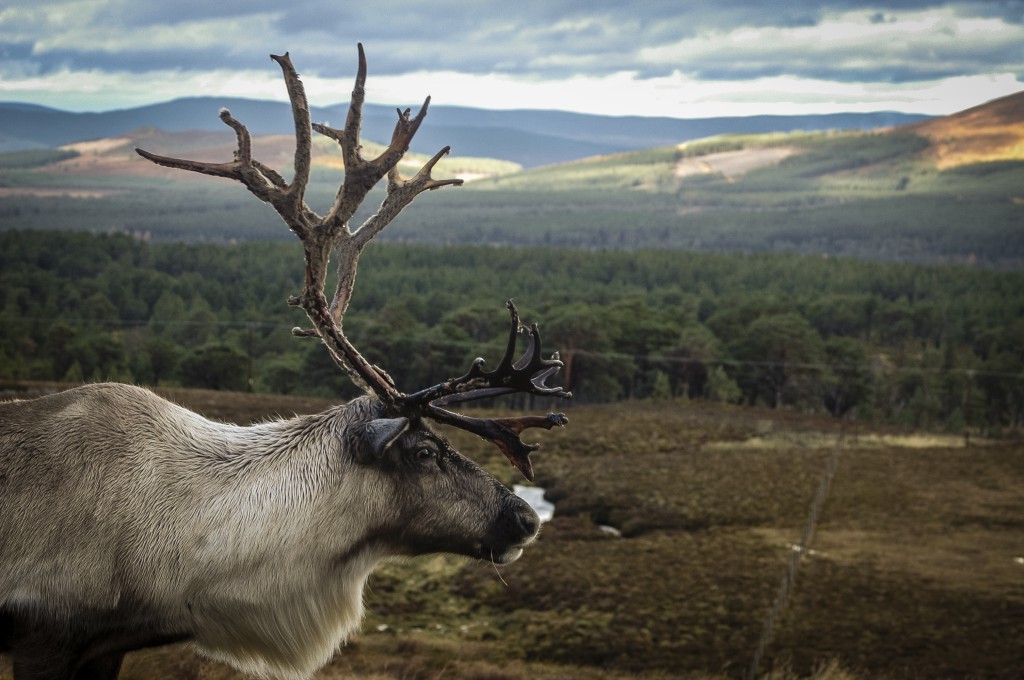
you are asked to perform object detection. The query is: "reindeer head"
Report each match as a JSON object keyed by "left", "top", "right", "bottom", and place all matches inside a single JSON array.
[
  {"left": 135, "top": 45, "right": 570, "bottom": 482},
  {"left": 345, "top": 400, "right": 541, "bottom": 564}
]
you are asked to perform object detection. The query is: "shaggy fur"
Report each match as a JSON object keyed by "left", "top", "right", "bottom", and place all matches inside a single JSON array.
[{"left": 0, "top": 383, "right": 540, "bottom": 680}]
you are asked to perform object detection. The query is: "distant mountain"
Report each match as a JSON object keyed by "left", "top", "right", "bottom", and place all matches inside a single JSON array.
[
  {"left": 416, "top": 90, "right": 1021, "bottom": 266},
  {"left": 0, "top": 97, "right": 929, "bottom": 168},
  {"left": 487, "top": 90, "right": 1024, "bottom": 192},
  {"left": 0, "top": 92, "right": 1020, "bottom": 266}
]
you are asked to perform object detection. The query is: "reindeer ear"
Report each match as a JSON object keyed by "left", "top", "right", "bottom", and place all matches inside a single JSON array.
[{"left": 363, "top": 417, "right": 409, "bottom": 457}]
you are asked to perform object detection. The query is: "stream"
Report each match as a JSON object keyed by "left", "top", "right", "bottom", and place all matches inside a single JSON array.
[{"left": 513, "top": 485, "right": 554, "bottom": 523}]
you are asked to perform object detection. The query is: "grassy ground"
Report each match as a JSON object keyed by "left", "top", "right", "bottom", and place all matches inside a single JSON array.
[{"left": 1, "top": 386, "right": 1021, "bottom": 679}]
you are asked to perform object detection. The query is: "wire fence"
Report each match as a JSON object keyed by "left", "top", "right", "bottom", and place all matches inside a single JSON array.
[
  {"left": 747, "top": 431, "right": 846, "bottom": 680},
  {"left": 4, "top": 315, "right": 1023, "bottom": 433},
  {"left": 8, "top": 315, "right": 1024, "bottom": 381}
]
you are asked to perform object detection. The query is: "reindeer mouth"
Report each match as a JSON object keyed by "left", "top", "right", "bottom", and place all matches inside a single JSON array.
[
  {"left": 488, "top": 545, "right": 525, "bottom": 566},
  {"left": 483, "top": 531, "right": 538, "bottom": 566}
]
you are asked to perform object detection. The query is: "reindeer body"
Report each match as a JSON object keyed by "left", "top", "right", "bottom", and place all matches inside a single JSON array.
[{"left": 0, "top": 383, "right": 540, "bottom": 679}]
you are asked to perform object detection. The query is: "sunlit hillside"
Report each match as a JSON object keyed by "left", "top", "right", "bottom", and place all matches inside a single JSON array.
[
  {"left": 908, "top": 90, "right": 1024, "bottom": 169},
  {"left": 43, "top": 127, "right": 522, "bottom": 186},
  {"left": 476, "top": 91, "right": 1024, "bottom": 193}
]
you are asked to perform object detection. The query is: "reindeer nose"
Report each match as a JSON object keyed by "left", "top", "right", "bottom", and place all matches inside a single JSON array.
[
  {"left": 512, "top": 498, "right": 541, "bottom": 539},
  {"left": 518, "top": 507, "right": 541, "bottom": 538}
]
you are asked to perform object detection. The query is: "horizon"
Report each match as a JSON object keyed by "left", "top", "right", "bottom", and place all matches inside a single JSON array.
[
  {"left": 2, "top": 2, "right": 1022, "bottom": 119},
  {"left": 0, "top": 91, "right": 979, "bottom": 121}
]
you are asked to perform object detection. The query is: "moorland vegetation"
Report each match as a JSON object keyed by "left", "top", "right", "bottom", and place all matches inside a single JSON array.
[{"left": 2, "top": 387, "right": 1016, "bottom": 680}]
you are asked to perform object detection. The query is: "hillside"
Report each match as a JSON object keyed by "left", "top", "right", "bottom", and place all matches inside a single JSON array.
[
  {"left": 484, "top": 90, "right": 1024, "bottom": 191},
  {"left": 0, "top": 92, "right": 1022, "bottom": 266},
  {"left": 443, "top": 92, "right": 1024, "bottom": 266},
  {"left": 909, "top": 90, "right": 1024, "bottom": 168},
  {"left": 41, "top": 127, "right": 523, "bottom": 185},
  {"left": 0, "top": 97, "right": 927, "bottom": 168}
]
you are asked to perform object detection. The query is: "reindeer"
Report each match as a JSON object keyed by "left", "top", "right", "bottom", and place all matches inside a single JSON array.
[{"left": 0, "top": 45, "right": 569, "bottom": 680}]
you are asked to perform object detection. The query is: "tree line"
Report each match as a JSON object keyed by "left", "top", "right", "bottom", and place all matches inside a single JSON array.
[{"left": 1, "top": 229, "right": 1021, "bottom": 432}]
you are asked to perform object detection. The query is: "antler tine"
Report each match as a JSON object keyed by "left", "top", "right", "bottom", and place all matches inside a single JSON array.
[
  {"left": 346, "top": 42, "right": 369, "bottom": 151},
  {"left": 353, "top": 145, "right": 465, "bottom": 250},
  {"left": 307, "top": 45, "right": 367, "bottom": 164},
  {"left": 426, "top": 407, "right": 567, "bottom": 482},
  {"left": 401, "top": 301, "right": 570, "bottom": 407},
  {"left": 497, "top": 298, "right": 525, "bottom": 372},
  {"left": 398, "top": 301, "right": 570, "bottom": 479},
  {"left": 135, "top": 107, "right": 284, "bottom": 201},
  {"left": 270, "top": 52, "right": 313, "bottom": 214},
  {"left": 137, "top": 63, "right": 319, "bottom": 241},
  {"left": 309, "top": 47, "right": 464, "bottom": 335},
  {"left": 317, "top": 45, "right": 448, "bottom": 236}
]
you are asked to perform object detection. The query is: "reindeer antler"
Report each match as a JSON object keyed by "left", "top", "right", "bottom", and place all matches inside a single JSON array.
[
  {"left": 135, "top": 45, "right": 569, "bottom": 480},
  {"left": 402, "top": 300, "right": 570, "bottom": 480}
]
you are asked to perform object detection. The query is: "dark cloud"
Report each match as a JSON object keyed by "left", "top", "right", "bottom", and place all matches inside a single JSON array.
[
  {"left": 27, "top": 46, "right": 266, "bottom": 76},
  {"left": 683, "top": 29, "right": 1024, "bottom": 84},
  {"left": 90, "top": 0, "right": 271, "bottom": 29},
  {"left": 3, "top": 0, "right": 1022, "bottom": 86},
  {"left": 262, "top": 1, "right": 833, "bottom": 76},
  {"left": 0, "top": 41, "right": 35, "bottom": 61},
  {"left": 262, "top": 0, "right": 1024, "bottom": 83}
]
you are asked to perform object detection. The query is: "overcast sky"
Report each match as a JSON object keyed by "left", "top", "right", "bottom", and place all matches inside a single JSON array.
[{"left": 2, "top": 1, "right": 1022, "bottom": 118}]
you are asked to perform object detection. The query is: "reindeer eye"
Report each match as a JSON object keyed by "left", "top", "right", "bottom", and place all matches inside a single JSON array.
[{"left": 415, "top": 447, "right": 435, "bottom": 462}]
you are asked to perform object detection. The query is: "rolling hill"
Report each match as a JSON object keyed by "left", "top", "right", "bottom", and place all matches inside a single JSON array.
[
  {"left": 0, "top": 90, "right": 1021, "bottom": 266},
  {"left": 483, "top": 90, "right": 1024, "bottom": 191},
  {"left": 31, "top": 127, "right": 523, "bottom": 186},
  {"left": 0, "top": 97, "right": 927, "bottom": 168},
  {"left": 436, "top": 91, "right": 1022, "bottom": 267},
  {"left": 908, "top": 90, "right": 1024, "bottom": 169}
]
